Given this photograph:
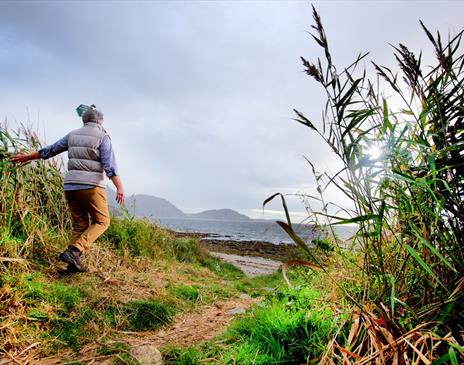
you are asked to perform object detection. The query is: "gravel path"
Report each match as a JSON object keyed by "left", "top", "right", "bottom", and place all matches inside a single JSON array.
[{"left": 211, "top": 251, "right": 282, "bottom": 277}]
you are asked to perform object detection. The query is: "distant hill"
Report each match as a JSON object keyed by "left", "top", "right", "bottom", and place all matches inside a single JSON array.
[
  {"left": 188, "top": 209, "right": 251, "bottom": 221},
  {"left": 106, "top": 189, "right": 249, "bottom": 220},
  {"left": 107, "top": 189, "right": 186, "bottom": 218}
]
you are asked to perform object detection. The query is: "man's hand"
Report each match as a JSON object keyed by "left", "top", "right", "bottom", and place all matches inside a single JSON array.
[
  {"left": 116, "top": 187, "right": 125, "bottom": 205},
  {"left": 11, "top": 151, "right": 40, "bottom": 165},
  {"left": 110, "top": 175, "right": 125, "bottom": 205}
]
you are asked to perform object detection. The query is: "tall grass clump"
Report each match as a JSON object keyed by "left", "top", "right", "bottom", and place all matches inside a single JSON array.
[
  {"left": 222, "top": 290, "right": 335, "bottom": 364},
  {"left": 0, "top": 124, "right": 70, "bottom": 263},
  {"left": 102, "top": 215, "right": 174, "bottom": 259},
  {"left": 268, "top": 6, "right": 464, "bottom": 363}
]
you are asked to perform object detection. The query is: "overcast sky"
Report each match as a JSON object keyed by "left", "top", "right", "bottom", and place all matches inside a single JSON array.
[{"left": 1, "top": 1, "right": 462, "bottom": 219}]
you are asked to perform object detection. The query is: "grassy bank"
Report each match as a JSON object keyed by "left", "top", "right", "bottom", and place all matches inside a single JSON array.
[{"left": 1, "top": 116, "right": 463, "bottom": 364}]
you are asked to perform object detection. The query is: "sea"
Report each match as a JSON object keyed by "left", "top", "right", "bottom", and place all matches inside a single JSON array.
[{"left": 156, "top": 217, "right": 355, "bottom": 245}]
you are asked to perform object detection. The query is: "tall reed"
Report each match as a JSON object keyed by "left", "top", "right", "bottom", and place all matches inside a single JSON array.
[
  {"left": 0, "top": 123, "right": 70, "bottom": 263},
  {"left": 269, "top": 5, "right": 463, "bottom": 338}
]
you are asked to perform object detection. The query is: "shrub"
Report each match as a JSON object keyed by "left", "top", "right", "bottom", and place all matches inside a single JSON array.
[
  {"left": 171, "top": 237, "right": 207, "bottom": 263},
  {"left": 103, "top": 216, "right": 173, "bottom": 259}
]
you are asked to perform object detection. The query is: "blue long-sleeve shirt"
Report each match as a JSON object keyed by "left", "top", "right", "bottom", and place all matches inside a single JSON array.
[{"left": 39, "top": 133, "right": 118, "bottom": 191}]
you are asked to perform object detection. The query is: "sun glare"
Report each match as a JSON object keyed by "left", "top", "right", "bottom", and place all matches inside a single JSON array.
[{"left": 366, "top": 145, "right": 383, "bottom": 160}]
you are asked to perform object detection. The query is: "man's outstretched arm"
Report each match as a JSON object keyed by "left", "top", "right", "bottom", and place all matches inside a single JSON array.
[{"left": 11, "top": 134, "right": 70, "bottom": 164}]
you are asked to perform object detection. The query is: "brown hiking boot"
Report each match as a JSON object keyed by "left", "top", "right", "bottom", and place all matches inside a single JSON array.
[{"left": 59, "top": 247, "right": 86, "bottom": 272}]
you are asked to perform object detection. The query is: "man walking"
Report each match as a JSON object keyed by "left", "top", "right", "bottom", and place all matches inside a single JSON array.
[{"left": 12, "top": 105, "right": 125, "bottom": 272}]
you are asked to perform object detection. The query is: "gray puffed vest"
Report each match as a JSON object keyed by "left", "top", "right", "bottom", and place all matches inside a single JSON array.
[{"left": 64, "top": 122, "right": 107, "bottom": 187}]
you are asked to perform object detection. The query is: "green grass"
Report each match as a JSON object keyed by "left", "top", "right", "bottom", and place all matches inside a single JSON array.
[
  {"left": 50, "top": 308, "right": 96, "bottom": 351},
  {"left": 103, "top": 217, "right": 244, "bottom": 283},
  {"left": 222, "top": 288, "right": 336, "bottom": 363},
  {"left": 198, "top": 256, "right": 245, "bottom": 281},
  {"left": 163, "top": 346, "right": 204, "bottom": 365},
  {"left": 104, "top": 299, "right": 174, "bottom": 331},
  {"left": 236, "top": 270, "right": 282, "bottom": 291},
  {"left": 125, "top": 299, "right": 174, "bottom": 331},
  {"left": 234, "top": 269, "right": 312, "bottom": 298},
  {"left": 171, "top": 237, "right": 206, "bottom": 263},
  {"left": 103, "top": 216, "right": 174, "bottom": 259},
  {"left": 3, "top": 272, "right": 83, "bottom": 316},
  {"left": 168, "top": 284, "right": 202, "bottom": 305}
]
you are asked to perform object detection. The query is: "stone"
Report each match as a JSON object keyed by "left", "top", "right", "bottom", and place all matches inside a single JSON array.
[
  {"left": 130, "top": 344, "right": 163, "bottom": 365},
  {"left": 228, "top": 307, "right": 246, "bottom": 315}
]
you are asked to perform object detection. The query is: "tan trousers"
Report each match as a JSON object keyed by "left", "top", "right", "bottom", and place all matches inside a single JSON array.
[{"left": 65, "top": 187, "right": 110, "bottom": 252}]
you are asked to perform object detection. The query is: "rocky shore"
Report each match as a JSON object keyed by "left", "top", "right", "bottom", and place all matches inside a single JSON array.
[{"left": 169, "top": 230, "right": 298, "bottom": 261}]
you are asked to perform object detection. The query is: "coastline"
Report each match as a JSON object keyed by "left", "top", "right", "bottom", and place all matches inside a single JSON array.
[{"left": 169, "top": 230, "right": 298, "bottom": 261}]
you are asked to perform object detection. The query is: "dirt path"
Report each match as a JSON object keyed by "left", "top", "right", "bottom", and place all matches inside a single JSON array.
[
  {"left": 35, "top": 295, "right": 258, "bottom": 364},
  {"left": 122, "top": 295, "right": 259, "bottom": 349},
  {"left": 25, "top": 249, "right": 276, "bottom": 364}
]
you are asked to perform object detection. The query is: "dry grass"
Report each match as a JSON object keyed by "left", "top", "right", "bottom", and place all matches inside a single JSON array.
[{"left": 322, "top": 309, "right": 463, "bottom": 365}]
